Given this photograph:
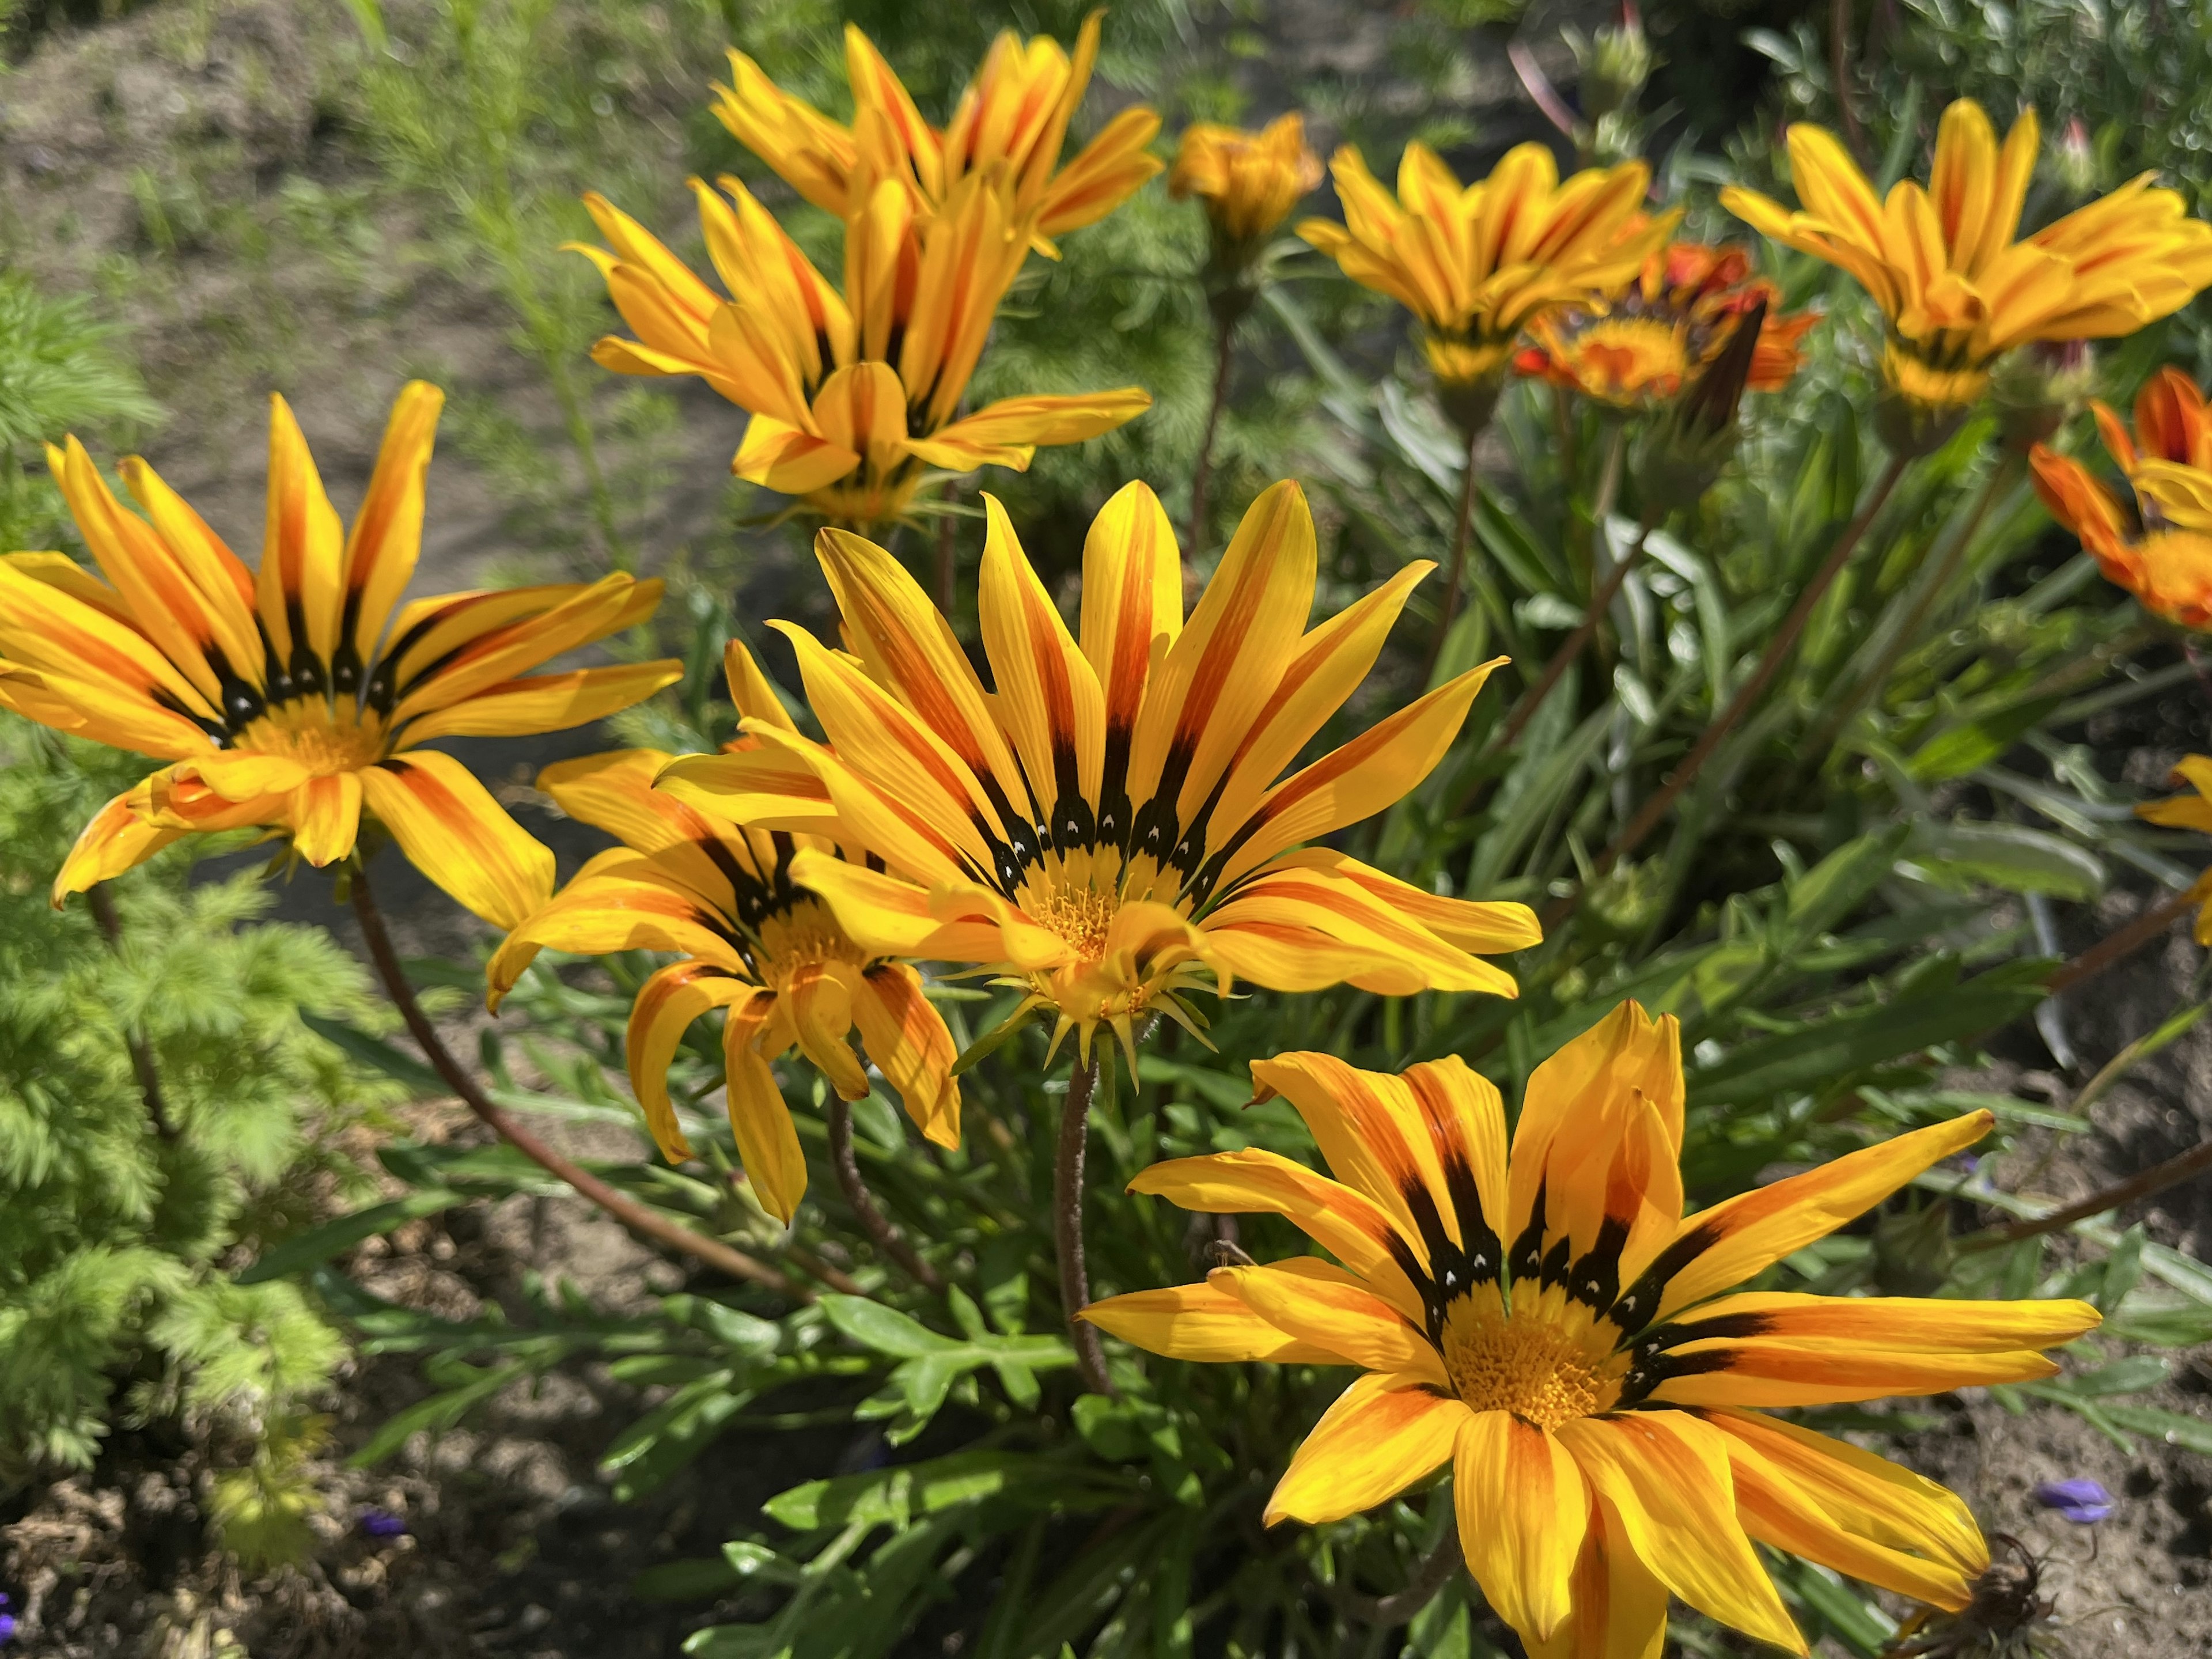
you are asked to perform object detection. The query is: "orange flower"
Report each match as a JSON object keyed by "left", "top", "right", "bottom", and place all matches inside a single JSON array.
[
  {"left": 1515, "top": 240, "right": 1818, "bottom": 407},
  {"left": 713, "top": 15, "right": 1160, "bottom": 257},
  {"left": 2030, "top": 366, "right": 2212, "bottom": 628},
  {"left": 1171, "top": 113, "right": 1324, "bottom": 251}
]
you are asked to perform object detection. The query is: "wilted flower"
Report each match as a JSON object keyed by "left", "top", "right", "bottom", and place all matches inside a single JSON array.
[
  {"left": 1171, "top": 113, "right": 1323, "bottom": 266},
  {"left": 1516, "top": 239, "right": 1816, "bottom": 408},
  {"left": 664, "top": 482, "right": 1539, "bottom": 1064},
  {"left": 2029, "top": 366, "right": 2212, "bottom": 628},
  {"left": 712, "top": 16, "right": 1161, "bottom": 256},
  {"left": 0, "top": 384, "right": 676, "bottom": 927},
  {"left": 2032, "top": 1478, "right": 2113, "bottom": 1524},
  {"left": 1084, "top": 1003, "right": 2101, "bottom": 1658},
  {"left": 574, "top": 175, "right": 1149, "bottom": 528},
  {"left": 1723, "top": 100, "right": 2212, "bottom": 431},
  {"left": 490, "top": 646, "right": 962, "bottom": 1225},
  {"left": 1299, "top": 143, "right": 1673, "bottom": 431}
]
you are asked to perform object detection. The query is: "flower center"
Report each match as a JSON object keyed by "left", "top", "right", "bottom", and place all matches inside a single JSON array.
[
  {"left": 1027, "top": 882, "right": 1119, "bottom": 961},
  {"left": 1559, "top": 317, "right": 1689, "bottom": 402},
  {"left": 755, "top": 900, "right": 868, "bottom": 980},
  {"left": 1438, "top": 1293, "right": 1615, "bottom": 1431},
  {"left": 236, "top": 706, "right": 386, "bottom": 775}
]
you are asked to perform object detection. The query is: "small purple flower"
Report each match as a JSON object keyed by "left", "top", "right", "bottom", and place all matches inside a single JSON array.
[
  {"left": 2034, "top": 1478, "right": 2113, "bottom": 1524},
  {"left": 0, "top": 1610, "right": 16, "bottom": 1645},
  {"left": 359, "top": 1509, "right": 408, "bottom": 1540}
]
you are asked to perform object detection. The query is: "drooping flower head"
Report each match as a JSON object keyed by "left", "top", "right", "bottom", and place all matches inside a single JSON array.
[
  {"left": 1515, "top": 240, "right": 1817, "bottom": 408},
  {"left": 1722, "top": 100, "right": 2212, "bottom": 417},
  {"left": 1298, "top": 143, "right": 1673, "bottom": 424},
  {"left": 0, "top": 383, "right": 677, "bottom": 927},
  {"left": 1084, "top": 1004, "right": 2100, "bottom": 1658},
  {"left": 1171, "top": 113, "right": 1324, "bottom": 258},
  {"left": 488, "top": 645, "right": 961, "bottom": 1224},
  {"left": 2133, "top": 757, "right": 2212, "bottom": 945},
  {"left": 2029, "top": 366, "right": 2212, "bottom": 628},
  {"left": 574, "top": 171, "right": 1150, "bottom": 529},
  {"left": 659, "top": 481, "right": 1540, "bottom": 1063},
  {"left": 712, "top": 15, "right": 1161, "bottom": 257}
]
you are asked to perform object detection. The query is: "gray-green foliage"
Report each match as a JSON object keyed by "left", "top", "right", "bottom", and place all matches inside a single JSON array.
[
  {"left": 0, "top": 719, "right": 391, "bottom": 1477},
  {"left": 0, "top": 271, "right": 157, "bottom": 554}
]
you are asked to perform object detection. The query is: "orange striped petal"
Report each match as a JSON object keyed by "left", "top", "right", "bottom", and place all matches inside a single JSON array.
[
  {"left": 1455, "top": 1410, "right": 1592, "bottom": 1642},
  {"left": 359, "top": 749, "right": 555, "bottom": 930},
  {"left": 852, "top": 964, "right": 961, "bottom": 1149},
  {"left": 1263, "top": 1372, "right": 1467, "bottom": 1526},
  {"left": 1078, "top": 1280, "right": 1345, "bottom": 1365},
  {"left": 626, "top": 961, "right": 759, "bottom": 1164},
  {"left": 1207, "top": 1262, "right": 1444, "bottom": 1384}
]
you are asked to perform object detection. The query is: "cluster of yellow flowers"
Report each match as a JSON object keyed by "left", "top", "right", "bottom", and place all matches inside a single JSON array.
[{"left": 18, "top": 16, "right": 2212, "bottom": 1656}]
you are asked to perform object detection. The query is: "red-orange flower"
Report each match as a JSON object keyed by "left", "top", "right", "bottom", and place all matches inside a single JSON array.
[
  {"left": 1515, "top": 241, "right": 1818, "bottom": 408},
  {"left": 2030, "top": 366, "right": 2212, "bottom": 628}
]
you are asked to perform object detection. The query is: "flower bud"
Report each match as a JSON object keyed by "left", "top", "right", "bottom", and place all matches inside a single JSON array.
[
  {"left": 1991, "top": 339, "right": 2096, "bottom": 452},
  {"left": 1577, "top": 5, "right": 1656, "bottom": 125},
  {"left": 2052, "top": 116, "right": 2097, "bottom": 199},
  {"left": 1633, "top": 298, "right": 1766, "bottom": 513}
]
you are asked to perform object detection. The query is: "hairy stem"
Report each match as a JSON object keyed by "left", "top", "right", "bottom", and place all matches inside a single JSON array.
[
  {"left": 1421, "top": 423, "right": 1487, "bottom": 688},
  {"left": 1501, "top": 509, "right": 1658, "bottom": 750},
  {"left": 1186, "top": 316, "right": 1237, "bottom": 573},
  {"left": 350, "top": 862, "right": 812, "bottom": 1301},
  {"left": 1339, "top": 1521, "right": 1463, "bottom": 1626},
  {"left": 1055, "top": 1054, "right": 1115, "bottom": 1395},
  {"left": 87, "top": 883, "right": 174, "bottom": 1141},
  {"left": 2044, "top": 878, "right": 2209, "bottom": 996},
  {"left": 824, "top": 1094, "right": 944, "bottom": 1290},
  {"left": 1555, "top": 452, "right": 1910, "bottom": 920}
]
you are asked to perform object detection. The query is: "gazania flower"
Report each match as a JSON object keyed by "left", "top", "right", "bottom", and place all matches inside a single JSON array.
[
  {"left": 1084, "top": 1003, "right": 2100, "bottom": 1657},
  {"left": 0, "top": 383, "right": 677, "bottom": 927},
  {"left": 2029, "top": 366, "right": 2212, "bottom": 627},
  {"left": 487, "top": 643, "right": 960, "bottom": 1223},
  {"left": 1514, "top": 240, "right": 1817, "bottom": 407},
  {"left": 1171, "top": 113, "right": 1324, "bottom": 254},
  {"left": 1298, "top": 143, "right": 1672, "bottom": 418},
  {"left": 712, "top": 16, "right": 1161, "bottom": 256},
  {"left": 661, "top": 481, "right": 1540, "bottom": 1062},
  {"left": 574, "top": 172, "right": 1150, "bottom": 528},
  {"left": 2135, "top": 757, "right": 2212, "bottom": 943},
  {"left": 1722, "top": 99, "right": 2212, "bottom": 414}
]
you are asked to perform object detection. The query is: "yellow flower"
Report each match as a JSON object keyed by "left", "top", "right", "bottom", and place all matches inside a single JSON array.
[
  {"left": 574, "top": 171, "right": 1150, "bottom": 528},
  {"left": 0, "top": 383, "right": 677, "bottom": 928},
  {"left": 1298, "top": 143, "right": 1673, "bottom": 399},
  {"left": 711, "top": 14, "right": 1161, "bottom": 256},
  {"left": 658, "top": 480, "right": 1540, "bottom": 1063},
  {"left": 1722, "top": 99, "right": 2212, "bottom": 413},
  {"left": 1084, "top": 1004, "right": 2101, "bottom": 1657},
  {"left": 487, "top": 645, "right": 960, "bottom": 1224},
  {"left": 2135, "top": 759, "right": 2212, "bottom": 944},
  {"left": 1171, "top": 113, "right": 1323, "bottom": 251}
]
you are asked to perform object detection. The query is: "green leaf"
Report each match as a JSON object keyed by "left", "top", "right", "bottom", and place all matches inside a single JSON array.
[
  {"left": 2063, "top": 1355, "right": 2170, "bottom": 1397},
  {"left": 1907, "top": 692, "right": 2071, "bottom": 782},
  {"left": 234, "top": 1190, "right": 464, "bottom": 1285},
  {"left": 763, "top": 1450, "right": 1051, "bottom": 1532},
  {"left": 819, "top": 1296, "right": 953, "bottom": 1359},
  {"left": 600, "top": 1370, "right": 752, "bottom": 1500},
  {"left": 1779, "top": 1559, "right": 1892, "bottom": 1657},
  {"left": 2096, "top": 1403, "right": 2212, "bottom": 1456},
  {"left": 348, "top": 1361, "right": 521, "bottom": 1468},
  {"left": 1904, "top": 823, "right": 2104, "bottom": 900}
]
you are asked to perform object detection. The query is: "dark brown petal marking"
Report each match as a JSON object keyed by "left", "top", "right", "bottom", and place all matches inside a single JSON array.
[
  {"left": 1405, "top": 1068, "right": 1504, "bottom": 1289},
  {"left": 1604, "top": 1215, "right": 1726, "bottom": 1337},
  {"left": 1567, "top": 1215, "right": 1629, "bottom": 1315},
  {"left": 1508, "top": 1182, "right": 1550, "bottom": 1286},
  {"left": 1611, "top": 1310, "right": 1777, "bottom": 1410}
]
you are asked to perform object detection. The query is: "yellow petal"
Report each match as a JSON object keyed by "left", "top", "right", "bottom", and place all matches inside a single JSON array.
[
  {"left": 1264, "top": 1372, "right": 1467, "bottom": 1526},
  {"left": 359, "top": 749, "right": 556, "bottom": 930},
  {"left": 1455, "top": 1410, "right": 1592, "bottom": 1642}
]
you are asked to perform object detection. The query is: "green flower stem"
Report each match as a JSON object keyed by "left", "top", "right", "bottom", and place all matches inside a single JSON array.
[
  {"left": 349, "top": 859, "right": 812, "bottom": 1301},
  {"left": 823, "top": 1093, "right": 944, "bottom": 1291},
  {"left": 1185, "top": 312, "right": 1238, "bottom": 571},
  {"left": 1499, "top": 505, "right": 1659, "bottom": 751},
  {"left": 1421, "top": 422, "right": 1487, "bottom": 688},
  {"left": 1556, "top": 450, "right": 1912, "bottom": 921},
  {"left": 86, "top": 882, "right": 173, "bottom": 1142},
  {"left": 1338, "top": 1513, "right": 1464, "bottom": 1626},
  {"left": 1055, "top": 1052, "right": 1116, "bottom": 1396},
  {"left": 1803, "top": 453, "right": 2021, "bottom": 761}
]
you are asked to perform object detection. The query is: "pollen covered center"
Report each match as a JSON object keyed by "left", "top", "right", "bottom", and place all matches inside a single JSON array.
[
  {"left": 1028, "top": 881, "right": 1119, "bottom": 961},
  {"left": 1561, "top": 317, "right": 1690, "bottom": 399},
  {"left": 756, "top": 900, "right": 869, "bottom": 979},
  {"left": 236, "top": 706, "right": 387, "bottom": 775},
  {"left": 1439, "top": 1295, "right": 1615, "bottom": 1432}
]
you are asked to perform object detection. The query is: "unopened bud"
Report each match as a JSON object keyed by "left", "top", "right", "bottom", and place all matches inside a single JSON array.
[
  {"left": 1992, "top": 339, "right": 2096, "bottom": 451},
  {"left": 2052, "top": 116, "right": 2097, "bottom": 199},
  {"left": 1633, "top": 299, "right": 1764, "bottom": 512},
  {"left": 1577, "top": 5, "right": 1656, "bottom": 125}
]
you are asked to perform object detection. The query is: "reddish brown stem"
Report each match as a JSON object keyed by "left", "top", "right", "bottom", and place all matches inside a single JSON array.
[
  {"left": 1986, "top": 1134, "right": 2212, "bottom": 1243},
  {"left": 1830, "top": 0, "right": 1869, "bottom": 160},
  {"left": 88, "top": 882, "right": 174, "bottom": 1141},
  {"left": 1421, "top": 424, "right": 1486, "bottom": 688},
  {"left": 824, "top": 1093, "right": 944, "bottom": 1290},
  {"left": 1056, "top": 1054, "right": 1115, "bottom": 1395},
  {"left": 2044, "top": 882, "right": 2205, "bottom": 997},
  {"left": 349, "top": 863, "right": 813, "bottom": 1302},
  {"left": 1186, "top": 317, "right": 1236, "bottom": 575},
  {"left": 1499, "top": 513, "right": 1656, "bottom": 750},
  {"left": 1552, "top": 453, "right": 1910, "bottom": 923}
]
